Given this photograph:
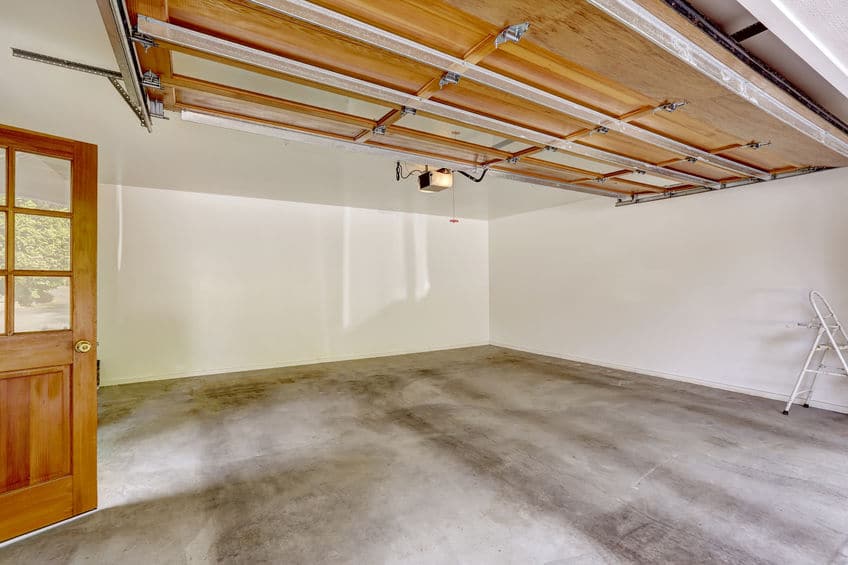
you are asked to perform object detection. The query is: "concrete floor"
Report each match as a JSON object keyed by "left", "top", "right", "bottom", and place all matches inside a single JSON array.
[{"left": 1, "top": 346, "right": 847, "bottom": 564}]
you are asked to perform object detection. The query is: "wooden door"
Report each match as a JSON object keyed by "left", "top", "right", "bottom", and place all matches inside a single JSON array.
[{"left": 0, "top": 125, "right": 97, "bottom": 541}]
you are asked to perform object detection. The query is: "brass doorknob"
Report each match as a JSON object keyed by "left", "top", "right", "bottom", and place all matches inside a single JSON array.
[{"left": 75, "top": 340, "right": 93, "bottom": 353}]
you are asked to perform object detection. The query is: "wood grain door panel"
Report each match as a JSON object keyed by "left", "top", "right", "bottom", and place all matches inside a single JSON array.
[
  {"left": 0, "top": 124, "right": 97, "bottom": 542},
  {"left": 0, "top": 367, "right": 71, "bottom": 495}
]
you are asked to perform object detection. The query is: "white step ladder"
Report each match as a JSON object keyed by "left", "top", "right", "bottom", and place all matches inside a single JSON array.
[{"left": 784, "top": 291, "right": 848, "bottom": 414}]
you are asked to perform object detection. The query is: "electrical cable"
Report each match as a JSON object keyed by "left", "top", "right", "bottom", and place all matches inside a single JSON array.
[
  {"left": 457, "top": 168, "right": 489, "bottom": 183},
  {"left": 397, "top": 161, "right": 489, "bottom": 184},
  {"left": 396, "top": 161, "right": 425, "bottom": 181}
]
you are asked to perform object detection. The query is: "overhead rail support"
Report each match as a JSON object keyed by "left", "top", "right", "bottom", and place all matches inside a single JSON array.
[
  {"left": 108, "top": 77, "right": 149, "bottom": 124},
  {"left": 11, "top": 48, "right": 148, "bottom": 126},
  {"left": 242, "top": 0, "right": 771, "bottom": 180},
  {"left": 11, "top": 48, "right": 122, "bottom": 79},
  {"left": 96, "top": 0, "right": 153, "bottom": 131},
  {"left": 615, "top": 166, "right": 826, "bottom": 206},
  {"left": 136, "top": 16, "right": 721, "bottom": 189},
  {"left": 730, "top": 21, "right": 768, "bottom": 43}
]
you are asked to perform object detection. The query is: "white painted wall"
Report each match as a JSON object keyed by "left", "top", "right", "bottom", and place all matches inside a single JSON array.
[
  {"left": 97, "top": 184, "right": 489, "bottom": 385},
  {"left": 98, "top": 167, "right": 848, "bottom": 414},
  {"left": 490, "top": 168, "right": 848, "bottom": 412}
]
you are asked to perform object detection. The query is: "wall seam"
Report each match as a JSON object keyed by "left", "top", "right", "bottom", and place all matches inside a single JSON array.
[{"left": 491, "top": 340, "right": 848, "bottom": 414}]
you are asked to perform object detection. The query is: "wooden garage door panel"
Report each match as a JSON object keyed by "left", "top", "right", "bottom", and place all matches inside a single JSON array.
[
  {"left": 0, "top": 367, "right": 71, "bottom": 494},
  {"left": 168, "top": 0, "right": 437, "bottom": 92},
  {"left": 577, "top": 131, "right": 680, "bottom": 163},
  {"left": 496, "top": 159, "right": 586, "bottom": 181},
  {"left": 667, "top": 159, "right": 735, "bottom": 182},
  {"left": 369, "top": 133, "right": 495, "bottom": 164},
  {"left": 433, "top": 80, "right": 590, "bottom": 138},
  {"left": 175, "top": 88, "right": 366, "bottom": 138}
]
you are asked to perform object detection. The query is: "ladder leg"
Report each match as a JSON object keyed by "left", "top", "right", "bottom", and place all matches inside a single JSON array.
[
  {"left": 803, "top": 372, "right": 818, "bottom": 408},
  {"left": 784, "top": 330, "right": 823, "bottom": 415},
  {"left": 803, "top": 346, "right": 828, "bottom": 408}
]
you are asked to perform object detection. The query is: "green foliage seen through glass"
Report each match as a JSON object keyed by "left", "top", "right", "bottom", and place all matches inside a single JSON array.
[{"left": 12, "top": 199, "right": 70, "bottom": 307}]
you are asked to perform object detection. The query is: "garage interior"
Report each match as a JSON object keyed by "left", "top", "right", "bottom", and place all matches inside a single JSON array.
[{"left": 1, "top": 0, "right": 847, "bottom": 562}]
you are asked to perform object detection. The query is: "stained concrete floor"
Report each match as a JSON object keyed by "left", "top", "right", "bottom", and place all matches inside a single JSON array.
[{"left": 2, "top": 346, "right": 848, "bottom": 564}]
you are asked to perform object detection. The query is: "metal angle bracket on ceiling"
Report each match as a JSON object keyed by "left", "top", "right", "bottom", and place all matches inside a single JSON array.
[
  {"left": 96, "top": 0, "right": 153, "bottom": 131},
  {"left": 179, "top": 109, "right": 627, "bottom": 199},
  {"left": 131, "top": 31, "right": 157, "bottom": 50},
  {"left": 438, "top": 71, "right": 461, "bottom": 88},
  {"left": 659, "top": 101, "right": 687, "bottom": 113},
  {"left": 494, "top": 22, "right": 531, "bottom": 48},
  {"left": 583, "top": 0, "right": 848, "bottom": 157},
  {"left": 241, "top": 0, "right": 771, "bottom": 180},
  {"left": 148, "top": 99, "right": 168, "bottom": 120},
  {"left": 11, "top": 48, "right": 148, "bottom": 127},
  {"left": 135, "top": 16, "right": 721, "bottom": 189},
  {"left": 142, "top": 70, "right": 162, "bottom": 89}
]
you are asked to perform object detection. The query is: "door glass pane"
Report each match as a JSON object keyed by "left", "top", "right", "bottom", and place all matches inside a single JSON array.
[
  {"left": 0, "top": 149, "right": 6, "bottom": 206},
  {"left": 0, "top": 212, "right": 5, "bottom": 269},
  {"left": 14, "top": 214, "right": 70, "bottom": 271},
  {"left": 15, "top": 152, "right": 71, "bottom": 212},
  {"left": 14, "top": 276, "right": 70, "bottom": 332}
]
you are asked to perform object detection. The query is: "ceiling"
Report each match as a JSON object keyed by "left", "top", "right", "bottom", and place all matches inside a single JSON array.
[
  {"left": 0, "top": 0, "right": 592, "bottom": 221},
  {"left": 689, "top": 0, "right": 848, "bottom": 124},
  {"left": 1, "top": 0, "right": 847, "bottom": 219},
  {"left": 737, "top": 0, "right": 848, "bottom": 104}
]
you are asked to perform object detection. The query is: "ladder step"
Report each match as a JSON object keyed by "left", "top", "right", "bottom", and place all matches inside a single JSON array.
[
  {"left": 815, "top": 344, "right": 848, "bottom": 351},
  {"left": 803, "top": 368, "right": 848, "bottom": 377}
]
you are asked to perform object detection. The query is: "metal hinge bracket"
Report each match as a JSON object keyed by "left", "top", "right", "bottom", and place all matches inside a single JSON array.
[
  {"left": 439, "top": 71, "right": 461, "bottom": 89},
  {"left": 495, "top": 22, "right": 530, "bottom": 48},
  {"left": 148, "top": 98, "right": 168, "bottom": 119},
  {"left": 131, "top": 30, "right": 157, "bottom": 50},
  {"left": 142, "top": 70, "right": 161, "bottom": 89},
  {"left": 746, "top": 140, "right": 772, "bottom": 150},
  {"left": 659, "top": 101, "right": 687, "bottom": 113}
]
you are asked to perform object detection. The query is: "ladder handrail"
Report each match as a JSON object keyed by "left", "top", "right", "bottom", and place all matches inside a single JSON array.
[
  {"left": 809, "top": 291, "right": 848, "bottom": 370},
  {"left": 785, "top": 291, "right": 848, "bottom": 414}
]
